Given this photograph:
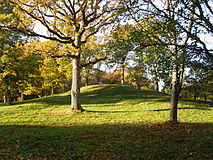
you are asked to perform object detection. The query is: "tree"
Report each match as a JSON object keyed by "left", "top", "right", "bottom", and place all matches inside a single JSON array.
[
  {"left": 126, "top": 1, "right": 199, "bottom": 122},
  {"left": 16, "top": 47, "right": 42, "bottom": 100},
  {"left": 0, "top": 0, "right": 26, "bottom": 104},
  {"left": 185, "top": 61, "right": 213, "bottom": 102},
  {"left": 0, "top": 42, "right": 33, "bottom": 104},
  {"left": 4, "top": 0, "right": 124, "bottom": 111},
  {"left": 134, "top": 45, "right": 171, "bottom": 92},
  {"left": 80, "top": 37, "right": 107, "bottom": 86},
  {"left": 129, "top": 17, "right": 172, "bottom": 92},
  {"left": 26, "top": 40, "right": 72, "bottom": 96},
  {"left": 146, "top": 0, "right": 213, "bottom": 122},
  {"left": 107, "top": 24, "right": 134, "bottom": 85},
  {"left": 125, "top": 66, "right": 150, "bottom": 89}
]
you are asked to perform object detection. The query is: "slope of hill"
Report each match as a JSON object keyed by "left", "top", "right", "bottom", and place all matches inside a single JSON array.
[
  {"left": 0, "top": 84, "right": 212, "bottom": 159},
  {"left": 1, "top": 84, "right": 211, "bottom": 125}
]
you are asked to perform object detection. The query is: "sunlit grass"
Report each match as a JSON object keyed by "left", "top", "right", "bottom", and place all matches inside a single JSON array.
[{"left": 0, "top": 84, "right": 212, "bottom": 159}]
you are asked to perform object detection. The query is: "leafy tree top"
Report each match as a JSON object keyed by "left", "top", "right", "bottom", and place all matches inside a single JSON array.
[{"left": 5, "top": 0, "right": 124, "bottom": 49}]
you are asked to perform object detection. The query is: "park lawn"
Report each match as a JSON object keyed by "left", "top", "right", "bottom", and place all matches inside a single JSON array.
[{"left": 0, "top": 84, "right": 212, "bottom": 159}]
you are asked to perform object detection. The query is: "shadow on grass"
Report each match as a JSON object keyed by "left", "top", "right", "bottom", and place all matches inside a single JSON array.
[
  {"left": 84, "top": 110, "right": 143, "bottom": 113},
  {"left": 181, "top": 99, "right": 213, "bottom": 105},
  {"left": 152, "top": 107, "right": 212, "bottom": 111},
  {"left": 0, "top": 123, "right": 212, "bottom": 160}
]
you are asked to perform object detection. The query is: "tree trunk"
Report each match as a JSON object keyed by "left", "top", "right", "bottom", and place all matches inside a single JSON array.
[
  {"left": 204, "top": 94, "right": 207, "bottom": 103},
  {"left": 121, "top": 66, "right": 125, "bottom": 85},
  {"left": 169, "top": 40, "right": 179, "bottom": 123},
  {"left": 20, "top": 93, "right": 25, "bottom": 101},
  {"left": 4, "top": 90, "right": 12, "bottom": 105},
  {"left": 177, "top": 65, "right": 185, "bottom": 96},
  {"left": 85, "top": 76, "right": 89, "bottom": 86},
  {"left": 194, "top": 87, "right": 198, "bottom": 101},
  {"left": 170, "top": 66, "right": 179, "bottom": 122},
  {"left": 153, "top": 64, "right": 159, "bottom": 92},
  {"left": 156, "top": 81, "right": 159, "bottom": 92},
  {"left": 51, "top": 87, "right": 55, "bottom": 95},
  {"left": 85, "top": 69, "right": 90, "bottom": 86},
  {"left": 3, "top": 92, "right": 7, "bottom": 103},
  {"left": 71, "top": 56, "right": 83, "bottom": 111},
  {"left": 194, "top": 94, "right": 197, "bottom": 101}
]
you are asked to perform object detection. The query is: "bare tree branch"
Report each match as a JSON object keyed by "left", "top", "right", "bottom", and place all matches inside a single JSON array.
[
  {"left": 51, "top": 54, "right": 78, "bottom": 58},
  {"left": 81, "top": 56, "right": 107, "bottom": 67}
]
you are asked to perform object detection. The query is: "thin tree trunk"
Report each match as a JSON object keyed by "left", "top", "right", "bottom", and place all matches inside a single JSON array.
[
  {"left": 85, "top": 76, "right": 89, "bottom": 86},
  {"left": 194, "top": 94, "right": 197, "bottom": 101},
  {"left": 204, "top": 94, "right": 207, "bottom": 103},
  {"left": 3, "top": 92, "right": 7, "bottom": 104},
  {"left": 85, "top": 69, "right": 89, "bottom": 86},
  {"left": 177, "top": 64, "right": 185, "bottom": 96},
  {"left": 169, "top": 34, "right": 179, "bottom": 123},
  {"left": 20, "top": 93, "right": 25, "bottom": 101},
  {"left": 71, "top": 56, "right": 83, "bottom": 111},
  {"left": 121, "top": 66, "right": 125, "bottom": 85},
  {"left": 169, "top": 60, "right": 183, "bottom": 123},
  {"left": 4, "top": 90, "right": 12, "bottom": 105},
  {"left": 51, "top": 87, "right": 55, "bottom": 95},
  {"left": 153, "top": 64, "right": 159, "bottom": 92},
  {"left": 156, "top": 81, "right": 159, "bottom": 92},
  {"left": 170, "top": 65, "right": 179, "bottom": 122},
  {"left": 194, "top": 87, "right": 197, "bottom": 101}
]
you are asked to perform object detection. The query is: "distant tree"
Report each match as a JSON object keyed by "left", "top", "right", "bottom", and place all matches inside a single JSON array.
[
  {"left": 81, "top": 37, "right": 107, "bottom": 86},
  {"left": 126, "top": 66, "right": 150, "bottom": 89},
  {"left": 107, "top": 24, "right": 134, "bottom": 85},
  {"left": 22, "top": 40, "right": 73, "bottom": 97},
  {"left": 143, "top": 46, "right": 171, "bottom": 92},
  {"left": 92, "top": 68, "right": 108, "bottom": 84},
  {"left": 186, "top": 61, "right": 213, "bottom": 102},
  {"left": 16, "top": 48, "right": 42, "bottom": 100},
  {"left": 0, "top": 42, "right": 38, "bottom": 104},
  {"left": 40, "top": 58, "right": 63, "bottom": 95},
  {"left": 0, "top": 0, "right": 26, "bottom": 104},
  {"left": 0, "top": 47, "right": 20, "bottom": 104}
]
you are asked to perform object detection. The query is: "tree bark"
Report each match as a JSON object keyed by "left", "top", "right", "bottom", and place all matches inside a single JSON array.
[
  {"left": 156, "top": 81, "right": 159, "bottom": 92},
  {"left": 71, "top": 56, "right": 83, "bottom": 111},
  {"left": 20, "top": 93, "right": 25, "bottom": 101},
  {"left": 121, "top": 66, "right": 125, "bottom": 85},
  {"left": 193, "top": 86, "right": 198, "bottom": 101},
  {"left": 3, "top": 92, "right": 7, "bottom": 104},
  {"left": 4, "top": 90, "right": 12, "bottom": 105},
  {"left": 169, "top": 36, "right": 180, "bottom": 122},
  {"left": 153, "top": 65, "right": 159, "bottom": 92},
  {"left": 204, "top": 94, "right": 207, "bottom": 103},
  {"left": 85, "top": 69, "right": 89, "bottom": 86},
  {"left": 51, "top": 87, "right": 55, "bottom": 95},
  {"left": 194, "top": 94, "right": 197, "bottom": 101},
  {"left": 85, "top": 76, "right": 89, "bottom": 86},
  {"left": 170, "top": 65, "right": 179, "bottom": 122}
]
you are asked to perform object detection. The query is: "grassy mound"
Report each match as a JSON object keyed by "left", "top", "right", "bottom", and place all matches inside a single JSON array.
[{"left": 0, "top": 84, "right": 212, "bottom": 159}]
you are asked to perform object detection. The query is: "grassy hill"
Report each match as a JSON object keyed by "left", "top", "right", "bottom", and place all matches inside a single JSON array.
[{"left": 0, "top": 84, "right": 212, "bottom": 159}]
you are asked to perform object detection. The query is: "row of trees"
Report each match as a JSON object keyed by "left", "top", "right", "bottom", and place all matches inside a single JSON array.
[{"left": 0, "top": 0, "right": 212, "bottom": 122}]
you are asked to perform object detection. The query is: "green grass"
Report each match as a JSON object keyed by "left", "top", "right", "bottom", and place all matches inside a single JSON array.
[{"left": 0, "top": 84, "right": 212, "bottom": 159}]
